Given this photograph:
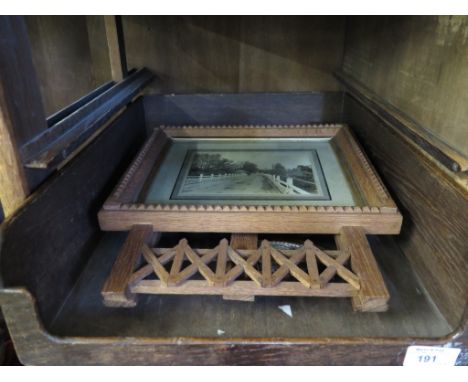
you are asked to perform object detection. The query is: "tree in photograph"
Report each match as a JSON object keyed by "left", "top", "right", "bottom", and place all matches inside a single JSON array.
[
  {"left": 190, "top": 153, "right": 236, "bottom": 175},
  {"left": 191, "top": 153, "right": 216, "bottom": 174},
  {"left": 272, "top": 163, "right": 287, "bottom": 178},
  {"left": 242, "top": 161, "right": 258, "bottom": 175},
  {"left": 290, "top": 165, "right": 314, "bottom": 180},
  {"left": 219, "top": 158, "right": 236, "bottom": 174}
]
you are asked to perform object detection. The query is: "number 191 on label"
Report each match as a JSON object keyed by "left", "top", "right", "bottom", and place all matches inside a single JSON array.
[{"left": 403, "top": 346, "right": 460, "bottom": 366}]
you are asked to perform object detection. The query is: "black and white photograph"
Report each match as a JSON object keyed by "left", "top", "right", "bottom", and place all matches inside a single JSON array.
[{"left": 171, "top": 149, "right": 330, "bottom": 200}]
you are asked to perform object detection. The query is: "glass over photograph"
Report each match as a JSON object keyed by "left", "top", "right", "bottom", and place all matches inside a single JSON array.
[{"left": 171, "top": 149, "right": 330, "bottom": 200}]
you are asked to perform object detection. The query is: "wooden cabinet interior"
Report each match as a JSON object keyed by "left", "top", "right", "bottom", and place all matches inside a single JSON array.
[{"left": 0, "top": 15, "right": 466, "bottom": 365}]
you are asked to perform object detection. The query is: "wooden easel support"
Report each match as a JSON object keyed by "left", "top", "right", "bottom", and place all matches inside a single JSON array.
[
  {"left": 223, "top": 233, "right": 259, "bottom": 301},
  {"left": 102, "top": 228, "right": 389, "bottom": 312},
  {"left": 336, "top": 227, "right": 390, "bottom": 312},
  {"left": 230, "top": 233, "right": 258, "bottom": 250},
  {"left": 101, "top": 225, "right": 154, "bottom": 307}
]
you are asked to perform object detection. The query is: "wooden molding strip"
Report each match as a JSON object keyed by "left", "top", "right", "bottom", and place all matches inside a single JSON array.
[
  {"left": 131, "top": 280, "right": 356, "bottom": 298},
  {"left": 110, "top": 203, "right": 393, "bottom": 214},
  {"left": 161, "top": 123, "right": 342, "bottom": 138},
  {"left": 21, "top": 68, "right": 154, "bottom": 170},
  {"left": 46, "top": 81, "right": 114, "bottom": 127},
  {"left": 335, "top": 71, "right": 468, "bottom": 172},
  {"left": 98, "top": 208, "right": 402, "bottom": 234},
  {"left": 332, "top": 125, "right": 396, "bottom": 207},
  {"left": 106, "top": 128, "right": 170, "bottom": 207}
]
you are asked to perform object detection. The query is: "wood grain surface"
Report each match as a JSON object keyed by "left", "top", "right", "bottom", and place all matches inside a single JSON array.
[
  {"left": 345, "top": 94, "right": 468, "bottom": 328},
  {"left": 0, "top": 16, "right": 49, "bottom": 215},
  {"left": 0, "top": 261, "right": 463, "bottom": 365},
  {"left": 336, "top": 71, "right": 468, "bottom": 172},
  {"left": 230, "top": 234, "right": 258, "bottom": 250},
  {"left": 337, "top": 227, "right": 390, "bottom": 312},
  {"left": 123, "top": 16, "right": 345, "bottom": 94},
  {"left": 143, "top": 92, "right": 344, "bottom": 127},
  {"left": 104, "top": 16, "right": 127, "bottom": 81},
  {"left": 342, "top": 16, "right": 468, "bottom": 156},
  {"left": 25, "top": 16, "right": 96, "bottom": 116},
  {"left": 0, "top": 100, "right": 147, "bottom": 324},
  {"left": 99, "top": 209, "right": 402, "bottom": 235},
  {"left": 102, "top": 225, "right": 153, "bottom": 307}
]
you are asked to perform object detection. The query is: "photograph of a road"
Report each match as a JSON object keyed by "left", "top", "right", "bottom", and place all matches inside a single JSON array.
[
  {"left": 181, "top": 172, "right": 279, "bottom": 195},
  {"left": 171, "top": 149, "right": 329, "bottom": 200}
]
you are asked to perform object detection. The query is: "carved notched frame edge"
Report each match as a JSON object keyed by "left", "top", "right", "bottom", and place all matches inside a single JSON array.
[{"left": 99, "top": 124, "right": 402, "bottom": 234}]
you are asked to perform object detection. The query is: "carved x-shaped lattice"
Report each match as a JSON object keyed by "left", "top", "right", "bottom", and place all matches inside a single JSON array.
[{"left": 129, "top": 238, "right": 360, "bottom": 291}]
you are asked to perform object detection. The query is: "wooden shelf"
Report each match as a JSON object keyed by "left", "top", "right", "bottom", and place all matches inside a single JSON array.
[{"left": 51, "top": 232, "right": 452, "bottom": 339}]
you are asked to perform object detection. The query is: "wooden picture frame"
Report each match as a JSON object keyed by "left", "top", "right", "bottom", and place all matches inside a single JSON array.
[{"left": 98, "top": 124, "right": 402, "bottom": 235}]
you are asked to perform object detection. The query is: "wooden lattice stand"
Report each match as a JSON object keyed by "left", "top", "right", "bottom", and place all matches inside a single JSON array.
[{"left": 102, "top": 227, "right": 390, "bottom": 312}]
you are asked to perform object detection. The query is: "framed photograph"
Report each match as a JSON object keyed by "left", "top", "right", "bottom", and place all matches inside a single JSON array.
[
  {"left": 170, "top": 149, "right": 330, "bottom": 201},
  {"left": 99, "top": 124, "right": 402, "bottom": 234}
]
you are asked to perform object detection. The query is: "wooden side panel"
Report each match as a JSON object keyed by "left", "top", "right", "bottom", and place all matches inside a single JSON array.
[
  {"left": 344, "top": 95, "right": 468, "bottom": 327},
  {"left": 0, "top": 16, "right": 49, "bottom": 214},
  {"left": 104, "top": 16, "right": 127, "bottom": 81},
  {"left": 0, "top": 99, "right": 29, "bottom": 216},
  {"left": 336, "top": 72, "right": 467, "bottom": 172},
  {"left": 86, "top": 16, "right": 113, "bottom": 87},
  {"left": 342, "top": 16, "right": 468, "bottom": 156},
  {"left": 0, "top": 16, "right": 48, "bottom": 145},
  {"left": 0, "top": 100, "right": 147, "bottom": 324}
]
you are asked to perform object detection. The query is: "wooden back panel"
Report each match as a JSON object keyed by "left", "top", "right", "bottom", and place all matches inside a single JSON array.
[{"left": 143, "top": 92, "right": 344, "bottom": 127}]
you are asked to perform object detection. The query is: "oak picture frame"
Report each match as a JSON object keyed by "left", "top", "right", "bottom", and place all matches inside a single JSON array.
[{"left": 98, "top": 124, "right": 402, "bottom": 235}]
